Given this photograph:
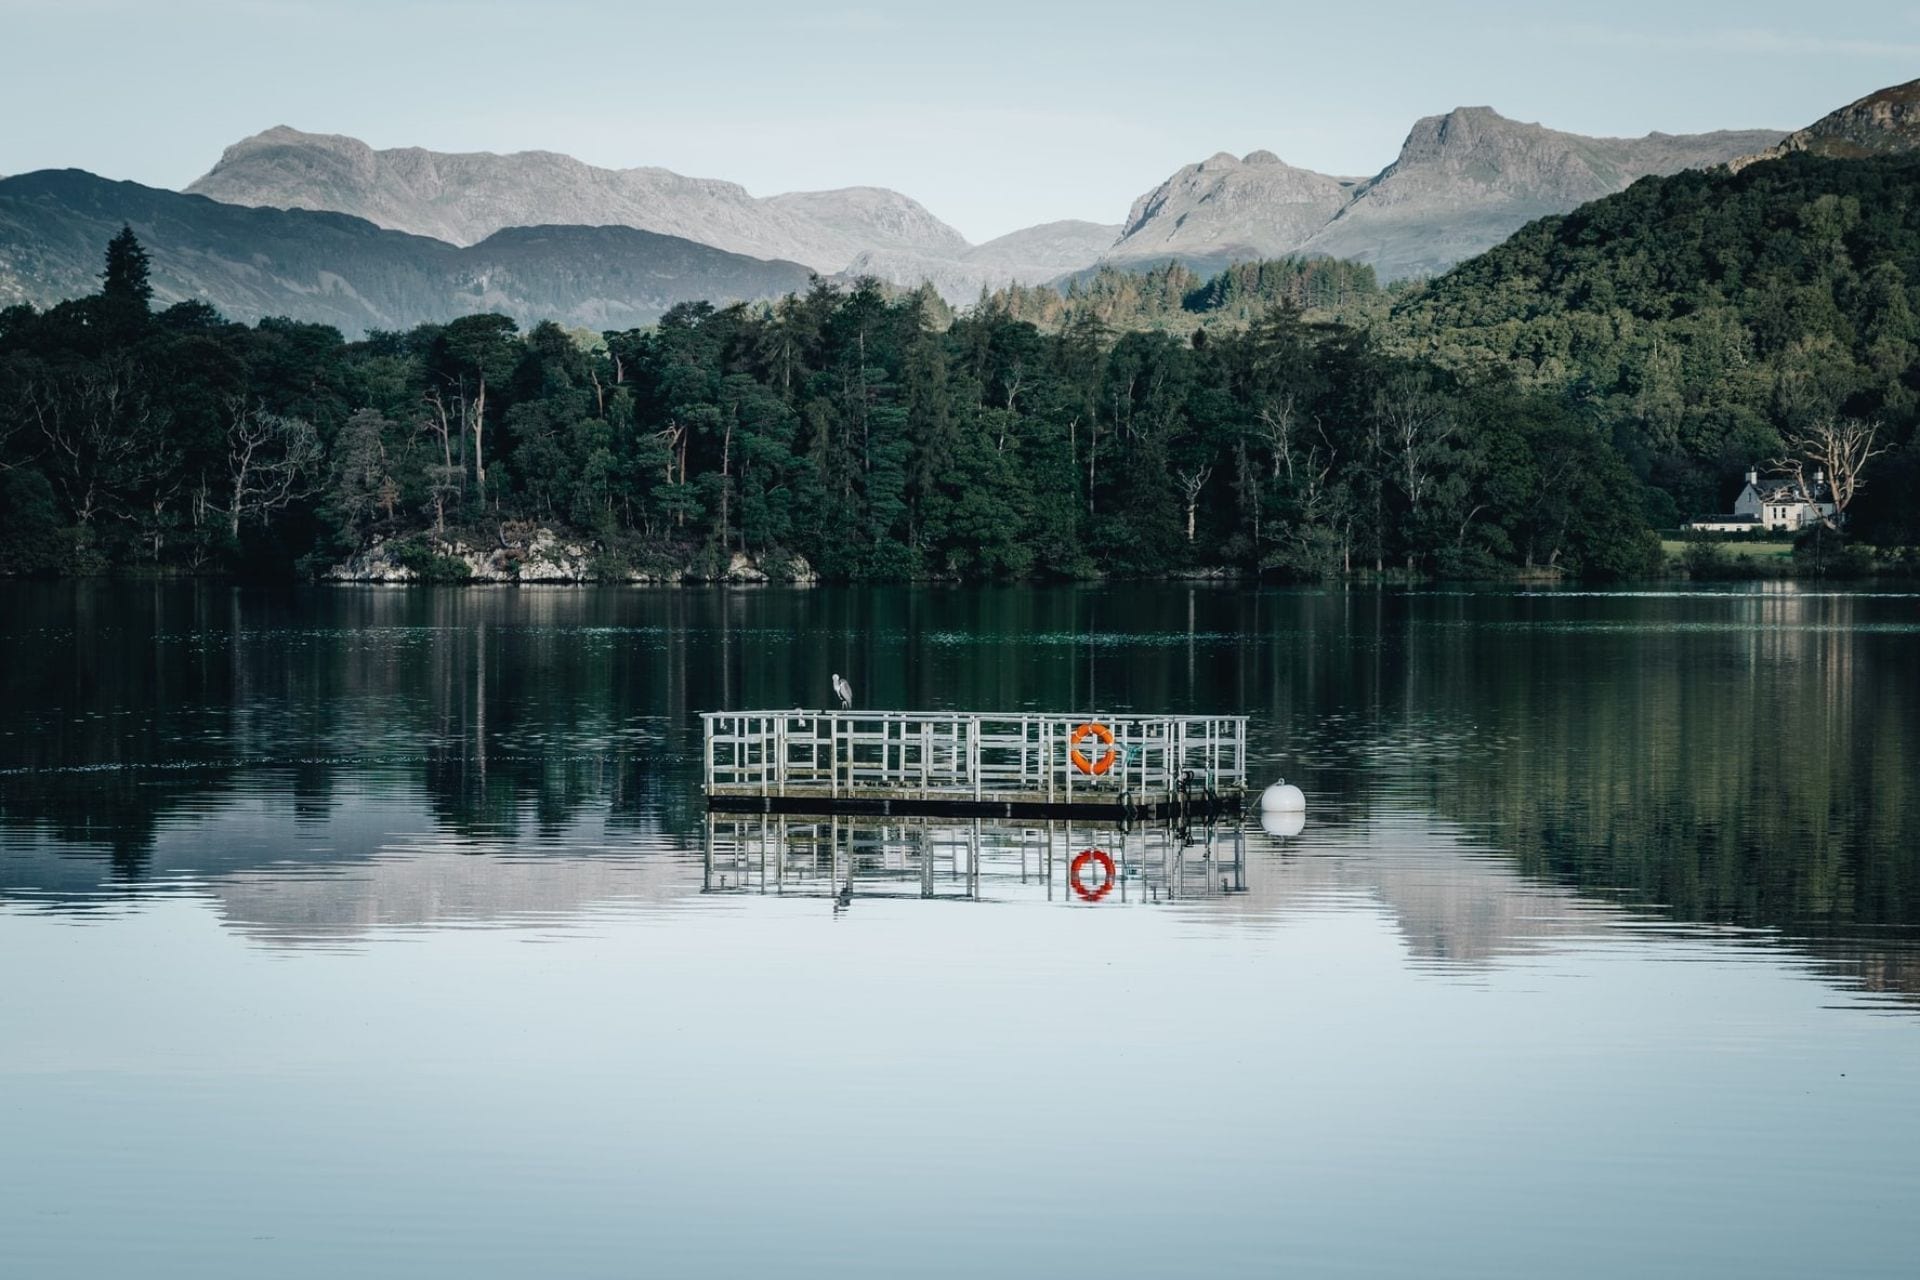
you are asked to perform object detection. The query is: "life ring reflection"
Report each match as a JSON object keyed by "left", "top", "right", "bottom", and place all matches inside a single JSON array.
[{"left": 1069, "top": 849, "right": 1117, "bottom": 901}]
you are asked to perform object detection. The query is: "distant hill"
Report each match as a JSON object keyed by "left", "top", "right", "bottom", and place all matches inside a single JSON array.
[
  {"left": 175, "top": 114, "right": 1789, "bottom": 301},
  {"left": 185, "top": 126, "right": 970, "bottom": 271},
  {"left": 1109, "top": 111, "right": 1783, "bottom": 281},
  {"left": 1108, "top": 150, "right": 1356, "bottom": 268},
  {"left": 1731, "top": 78, "right": 1920, "bottom": 171},
  {"left": 1389, "top": 151, "right": 1920, "bottom": 522},
  {"left": 0, "top": 170, "right": 815, "bottom": 332},
  {"left": 986, "top": 255, "right": 1384, "bottom": 333},
  {"left": 841, "top": 221, "right": 1125, "bottom": 303},
  {"left": 1301, "top": 110, "right": 1784, "bottom": 280},
  {"left": 183, "top": 127, "right": 1091, "bottom": 301}
]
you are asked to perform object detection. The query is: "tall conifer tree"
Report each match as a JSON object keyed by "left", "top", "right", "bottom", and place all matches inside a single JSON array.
[{"left": 101, "top": 224, "right": 153, "bottom": 310}]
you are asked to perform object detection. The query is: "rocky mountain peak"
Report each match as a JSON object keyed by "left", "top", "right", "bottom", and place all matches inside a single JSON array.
[
  {"left": 182, "top": 127, "right": 1116, "bottom": 302},
  {"left": 762, "top": 186, "right": 970, "bottom": 258},
  {"left": 1731, "top": 78, "right": 1920, "bottom": 172},
  {"left": 1114, "top": 106, "right": 1781, "bottom": 282},
  {"left": 1384, "top": 107, "right": 1582, "bottom": 186},
  {"left": 1115, "top": 149, "right": 1351, "bottom": 252},
  {"left": 186, "top": 127, "right": 968, "bottom": 276}
]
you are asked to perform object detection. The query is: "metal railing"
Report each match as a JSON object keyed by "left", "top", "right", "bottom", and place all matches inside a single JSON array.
[
  {"left": 700, "top": 709, "right": 1248, "bottom": 803},
  {"left": 703, "top": 812, "right": 1247, "bottom": 904}
]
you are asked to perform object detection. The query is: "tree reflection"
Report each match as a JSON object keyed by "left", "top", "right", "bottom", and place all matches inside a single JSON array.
[{"left": 1, "top": 581, "right": 1915, "bottom": 995}]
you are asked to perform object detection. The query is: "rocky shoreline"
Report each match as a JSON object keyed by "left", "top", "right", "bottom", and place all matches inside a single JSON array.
[{"left": 322, "top": 529, "right": 819, "bottom": 585}]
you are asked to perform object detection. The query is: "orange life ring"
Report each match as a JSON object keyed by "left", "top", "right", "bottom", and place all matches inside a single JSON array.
[
  {"left": 1070, "top": 849, "right": 1117, "bottom": 902},
  {"left": 1069, "top": 722, "right": 1117, "bottom": 775}
]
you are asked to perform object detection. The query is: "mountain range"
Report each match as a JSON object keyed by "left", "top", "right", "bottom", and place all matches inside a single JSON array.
[
  {"left": 185, "top": 127, "right": 1122, "bottom": 302},
  {"left": 187, "top": 113, "right": 1786, "bottom": 296},
  {"left": 5, "top": 81, "right": 1916, "bottom": 333},
  {"left": 0, "top": 170, "right": 814, "bottom": 331},
  {"left": 1110, "top": 110, "right": 1783, "bottom": 281}
]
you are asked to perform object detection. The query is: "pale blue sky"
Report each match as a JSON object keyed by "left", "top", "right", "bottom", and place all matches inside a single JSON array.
[{"left": 1, "top": 0, "right": 1914, "bottom": 241}]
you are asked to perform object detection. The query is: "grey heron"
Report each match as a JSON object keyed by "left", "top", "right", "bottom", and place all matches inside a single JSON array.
[{"left": 831, "top": 673, "right": 853, "bottom": 710}]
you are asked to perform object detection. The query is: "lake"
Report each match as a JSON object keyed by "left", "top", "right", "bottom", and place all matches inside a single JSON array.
[{"left": 3, "top": 582, "right": 1918, "bottom": 1278}]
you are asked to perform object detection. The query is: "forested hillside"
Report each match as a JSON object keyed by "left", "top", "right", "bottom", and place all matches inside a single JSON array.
[
  {"left": 0, "top": 170, "right": 815, "bottom": 332},
  {"left": 5, "top": 147, "right": 1918, "bottom": 585},
  {"left": 0, "top": 229, "right": 1657, "bottom": 582},
  {"left": 986, "top": 257, "right": 1389, "bottom": 332},
  {"left": 1392, "top": 153, "right": 1920, "bottom": 538}
]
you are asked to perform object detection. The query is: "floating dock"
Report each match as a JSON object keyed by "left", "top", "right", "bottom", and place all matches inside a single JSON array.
[{"left": 701, "top": 710, "right": 1249, "bottom": 819}]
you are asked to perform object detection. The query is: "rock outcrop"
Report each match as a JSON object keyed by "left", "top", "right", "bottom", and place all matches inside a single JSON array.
[
  {"left": 1109, "top": 150, "right": 1357, "bottom": 268},
  {"left": 1112, "top": 112, "right": 1784, "bottom": 281},
  {"left": 1301, "top": 109, "right": 1783, "bottom": 280},
  {"left": 1730, "top": 79, "right": 1920, "bottom": 172},
  {"left": 322, "top": 531, "right": 815, "bottom": 585}
]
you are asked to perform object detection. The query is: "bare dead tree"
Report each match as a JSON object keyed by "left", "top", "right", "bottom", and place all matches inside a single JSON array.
[
  {"left": 1774, "top": 416, "right": 1889, "bottom": 528},
  {"left": 421, "top": 390, "right": 455, "bottom": 471},
  {"left": 417, "top": 392, "right": 460, "bottom": 534},
  {"left": 1255, "top": 394, "right": 1298, "bottom": 483},
  {"left": 223, "top": 399, "right": 321, "bottom": 540},
  {"left": 1176, "top": 464, "right": 1214, "bottom": 543},
  {"left": 1374, "top": 374, "right": 1456, "bottom": 572},
  {"left": 465, "top": 380, "right": 488, "bottom": 492},
  {"left": 1378, "top": 377, "right": 1455, "bottom": 519},
  {"left": 423, "top": 465, "right": 462, "bottom": 536},
  {"left": 1233, "top": 438, "right": 1259, "bottom": 545}
]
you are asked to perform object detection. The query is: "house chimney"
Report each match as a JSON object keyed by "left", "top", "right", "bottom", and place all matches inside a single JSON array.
[{"left": 1813, "top": 468, "right": 1825, "bottom": 485}]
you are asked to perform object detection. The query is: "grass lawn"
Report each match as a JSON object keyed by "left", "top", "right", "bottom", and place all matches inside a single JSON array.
[{"left": 1661, "top": 539, "right": 1796, "bottom": 560}]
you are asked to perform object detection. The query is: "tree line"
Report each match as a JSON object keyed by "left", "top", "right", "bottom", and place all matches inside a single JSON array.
[
  {"left": 6, "top": 147, "right": 1919, "bottom": 584},
  {"left": 1393, "top": 152, "right": 1920, "bottom": 544},
  {"left": 0, "top": 228, "right": 1667, "bottom": 581}
]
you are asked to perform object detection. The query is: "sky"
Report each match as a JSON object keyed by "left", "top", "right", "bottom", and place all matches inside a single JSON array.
[{"left": 0, "top": 0, "right": 1915, "bottom": 243}]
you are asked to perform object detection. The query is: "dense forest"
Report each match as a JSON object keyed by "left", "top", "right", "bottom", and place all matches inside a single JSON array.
[
  {"left": 0, "top": 150, "right": 1916, "bottom": 582},
  {"left": 1394, "top": 152, "right": 1920, "bottom": 541},
  {"left": 983, "top": 257, "right": 1391, "bottom": 333}
]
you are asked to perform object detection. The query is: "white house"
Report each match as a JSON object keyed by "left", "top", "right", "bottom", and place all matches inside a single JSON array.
[{"left": 1687, "top": 468, "right": 1838, "bottom": 534}]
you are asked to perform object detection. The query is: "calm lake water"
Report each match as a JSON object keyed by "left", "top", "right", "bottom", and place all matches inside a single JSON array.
[{"left": 3, "top": 582, "right": 1918, "bottom": 1278}]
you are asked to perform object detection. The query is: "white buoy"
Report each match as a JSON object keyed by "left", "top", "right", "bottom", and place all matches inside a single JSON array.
[
  {"left": 1259, "top": 780, "right": 1306, "bottom": 814},
  {"left": 1260, "top": 809, "right": 1306, "bottom": 839}
]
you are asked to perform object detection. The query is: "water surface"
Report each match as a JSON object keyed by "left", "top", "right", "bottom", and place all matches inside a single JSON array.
[{"left": 3, "top": 583, "right": 1917, "bottom": 1277}]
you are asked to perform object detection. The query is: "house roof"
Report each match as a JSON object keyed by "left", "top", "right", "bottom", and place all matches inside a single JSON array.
[{"left": 1749, "top": 476, "right": 1829, "bottom": 503}]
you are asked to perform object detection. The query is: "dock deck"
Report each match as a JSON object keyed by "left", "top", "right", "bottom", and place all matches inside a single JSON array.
[{"left": 702, "top": 709, "right": 1249, "bottom": 819}]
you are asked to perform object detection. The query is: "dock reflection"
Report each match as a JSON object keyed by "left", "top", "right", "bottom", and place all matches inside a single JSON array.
[{"left": 702, "top": 813, "right": 1247, "bottom": 907}]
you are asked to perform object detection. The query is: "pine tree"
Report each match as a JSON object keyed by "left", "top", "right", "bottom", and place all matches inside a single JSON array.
[{"left": 101, "top": 225, "right": 153, "bottom": 311}]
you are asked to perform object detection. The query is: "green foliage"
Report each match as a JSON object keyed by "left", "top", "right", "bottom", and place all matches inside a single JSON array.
[
  {"left": 1793, "top": 525, "right": 1877, "bottom": 578},
  {"left": 986, "top": 256, "right": 1386, "bottom": 334},
  {"left": 390, "top": 536, "right": 473, "bottom": 582},
  {"left": 0, "top": 468, "right": 69, "bottom": 575},
  {"left": 101, "top": 224, "right": 152, "bottom": 312},
  {"left": 0, "top": 229, "right": 1751, "bottom": 584},
  {"left": 1392, "top": 154, "right": 1920, "bottom": 535}
]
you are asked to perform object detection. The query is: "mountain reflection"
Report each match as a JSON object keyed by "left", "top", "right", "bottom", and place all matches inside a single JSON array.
[{"left": 2, "top": 581, "right": 1916, "bottom": 1001}]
